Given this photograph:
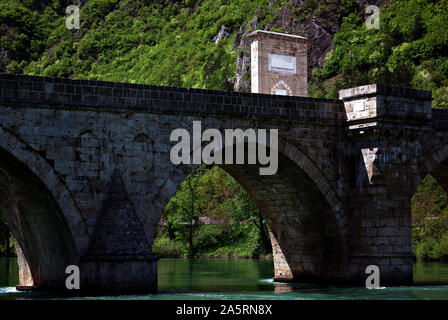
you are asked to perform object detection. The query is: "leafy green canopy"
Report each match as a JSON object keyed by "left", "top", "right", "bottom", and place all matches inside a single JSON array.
[
  {"left": 311, "top": 0, "right": 448, "bottom": 109},
  {"left": 0, "top": 0, "right": 71, "bottom": 73},
  {"left": 1, "top": 0, "right": 281, "bottom": 90},
  {"left": 412, "top": 175, "right": 448, "bottom": 262}
]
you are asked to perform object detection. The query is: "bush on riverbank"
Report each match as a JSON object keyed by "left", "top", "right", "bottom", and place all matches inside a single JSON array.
[
  {"left": 153, "top": 224, "right": 271, "bottom": 259},
  {"left": 152, "top": 235, "right": 185, "bottom": 258},
  {"left": 412, "top": 175, "right": 448, "bottom": 262},
  {"left": 195, "top": 224, "right": 266, "bottom": 258},
  {"left": 414, "top": 235, "right": 448, "bottom": 262}
]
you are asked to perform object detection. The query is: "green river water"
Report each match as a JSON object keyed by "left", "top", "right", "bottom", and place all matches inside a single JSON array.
[{"left": 1, "top": 258, "right": 448, "bottom": 300}]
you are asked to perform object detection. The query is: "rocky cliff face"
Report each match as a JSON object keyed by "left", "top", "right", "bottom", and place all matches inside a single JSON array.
[{"left": 231, "top": 0, "right": 386, "bottom": 92}]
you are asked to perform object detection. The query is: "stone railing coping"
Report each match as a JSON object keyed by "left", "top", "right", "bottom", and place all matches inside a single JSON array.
[
  {"left": 2, "top": 75, "right": 443, "bottom": 125},
  {"left": 339, "top": 84, "right": 432, "bottom": 101},
  {"left": 0, "top": 73, "right": 343, "bottom": 121}
]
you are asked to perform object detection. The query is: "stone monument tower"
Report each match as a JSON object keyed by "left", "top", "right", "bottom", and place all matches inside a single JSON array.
[{"left": 247, "top": 30, "right": 308, "bottom": 97}]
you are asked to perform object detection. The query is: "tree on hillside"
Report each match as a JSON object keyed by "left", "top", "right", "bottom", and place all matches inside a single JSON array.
[
  {"left": 193, "top": 166, "right": 271, "bottom": 252},
  {"left": 162, "top": 164, "right": 272, "bottom": 257},
  {"left": 412, "top": 175, "right": 448, "bottom": 225},
  {"left": 228, "top": 179, "right": 271, "bottom": 252},
  {"left": 166, "top": 164, "right": 207, "bottom": 257},
  {"left": 312, "top": 0, "right": 448, "bottom": 108}
]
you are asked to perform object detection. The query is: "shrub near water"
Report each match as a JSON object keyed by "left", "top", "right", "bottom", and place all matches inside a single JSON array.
[
  {"left": 434, "top": 236, "right": 448, "bottom": 262},
  {"left": 153, "top": 224, "right": 267, "bottom": 259},
  {"left": 194, "top": 224, "right": 262, "bottom": 258},
  {"left": 413, "top": 205, "right": 448, "bottom": 262},
  {"left": 152, "top": 234, "right": 185, "bottom": 258},
  {"left": 415, "top": 236, "right": 448, "bottom": 262},
  {"left": 415, "top": 237, "right": 439, "bottom": 261}
]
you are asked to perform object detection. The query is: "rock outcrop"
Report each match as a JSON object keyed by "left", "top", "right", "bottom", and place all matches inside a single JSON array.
[{"left": 231, "top": 0, "right": 386, "bottom": 92}]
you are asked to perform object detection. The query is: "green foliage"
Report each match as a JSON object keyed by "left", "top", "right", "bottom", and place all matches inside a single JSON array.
[
  {"left": 195, "top": 225, "right": 263, "bottom": 258},
  {"left": 152, "top": 232, "right": 185, "bottom": 257},
  {"left": 0, "top": 213, "right": 14, "bottom": 257},
  {"left": 338, "top": 0, "right": 358, "bottom": 18},
  {"left": 1, "top": 0, "right": 277, "bottom": 90},
  {"left": 311, "top": 0, "right": 448, "bottom": 108},
  {"left": 414, "top": 235, "right": 448, "bottom": 262},
  {"left": 154, "top": 224, "right": 265, "bottom": 258},
  {"left": 412, "top": 175, "right": 448, "bottom": 226},
  {"left": 412, "top": 175, "right": 448, "bottom": 262},
  {"left": 2, "top": 0, "right": 74, "bottom": 66},
  {"left": 165, "top": 165, "right": 207, "bottom": 256},
  {"left": 158, "top": 165, "right": 271, "bottom": 258},
  {"left": 5, "top": 0, "right": 445, "bottom": 102},
  {"left": 434, "top": 235, "right": 448, "bottom": 262},
  {"left": 303, "top": 0, "right": 317, "bottom": 13},
  {"left": 417, "top": 213, "right": 448, "bottom": 243},
  {"left": 415, "top": 237, "right": 439, "bottom": 261}
]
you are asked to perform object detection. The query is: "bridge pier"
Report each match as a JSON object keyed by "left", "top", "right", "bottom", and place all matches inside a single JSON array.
[
  {"left": 14, "top": 241, "right": 35, "bottom": 291},
  {"left": 346, "top": 187, "right": 414, "bottom": 285},
  {"left": 340, "top": 84, "right": 433, "bottom": 285},
  {"left": 78, "top": 169, "right": 160, "bottom": 293}
]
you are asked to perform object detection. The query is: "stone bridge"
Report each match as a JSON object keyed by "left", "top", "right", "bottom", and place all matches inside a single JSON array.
[{"left": 1, "top": 74, "right": 448, "bottom": 293}]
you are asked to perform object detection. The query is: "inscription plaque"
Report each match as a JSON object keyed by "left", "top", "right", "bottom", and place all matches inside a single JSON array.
[{"left": 268, "top": 54, "right": 296, "bottom": 74}]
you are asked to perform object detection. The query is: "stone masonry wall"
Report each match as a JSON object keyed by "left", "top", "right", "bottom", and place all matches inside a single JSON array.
[{"left": 0, "top": 74, "right": 345, "bottom": 289}]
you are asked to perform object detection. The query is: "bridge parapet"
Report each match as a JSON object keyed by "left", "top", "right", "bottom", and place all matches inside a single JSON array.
[
  {"left": 0, "top": 73, "right": 344, "bottom": 122},
  {"left": 339, "top": 84, "right": 439, "bottom": 285},
  {"left": 339, "top": 84, "right": 432, "bottom": 131}
]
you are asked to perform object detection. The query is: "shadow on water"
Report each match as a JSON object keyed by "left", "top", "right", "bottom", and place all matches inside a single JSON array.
[{"left": 1, "top": 258, "right": 448, "bottom": 300}]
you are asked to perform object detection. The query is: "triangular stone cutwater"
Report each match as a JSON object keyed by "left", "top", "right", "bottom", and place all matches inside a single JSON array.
[{"left": 85, "top": 169, "right": 152, "bottom": 257}]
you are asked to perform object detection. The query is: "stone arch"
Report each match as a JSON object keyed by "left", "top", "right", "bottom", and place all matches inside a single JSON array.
[
  {"left": 271, "top": 80, "right": 292, "bottom": 96},
  {"left": 0, "top": 127, "right": 89, "bottom": 289},
  {"left": 149, "top": 135, "right": 348, "bottom": 282}
]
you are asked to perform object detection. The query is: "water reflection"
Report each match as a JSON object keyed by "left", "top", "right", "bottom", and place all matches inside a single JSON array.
[
  {"left": 1, "top": 258, "right": 448, "bottom": 300},
  {"left": 274, "top": 283, "right": 293, "bottom": 294},
  {"left": 0, "top": 258, "right": 18, "bottom": 288}
]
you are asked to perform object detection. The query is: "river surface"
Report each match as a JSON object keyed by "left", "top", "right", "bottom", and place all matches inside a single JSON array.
[{"left": 1, "top": 257, "right": 448, "bottom": 300}]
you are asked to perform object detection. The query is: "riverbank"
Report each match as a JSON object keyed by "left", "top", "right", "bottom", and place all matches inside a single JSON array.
[
  {"left": 160, "top": 253, "right": 274, "bottom": 259},
  {"left": 152, "top": 224, "right": 272, "bottom": 259}
]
